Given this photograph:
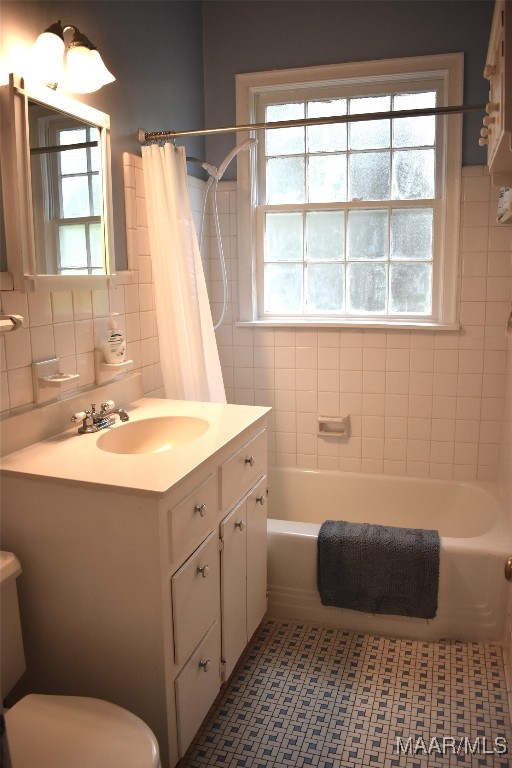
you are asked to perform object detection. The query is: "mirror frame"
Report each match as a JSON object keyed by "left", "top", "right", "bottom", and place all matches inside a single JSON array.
[{"left": 0, "top": 73, "right": 116, "bottom": 291}]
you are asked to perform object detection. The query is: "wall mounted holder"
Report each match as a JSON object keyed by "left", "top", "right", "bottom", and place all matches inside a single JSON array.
[
  {"left": 94, "top": 349, "right": 133, "bottom": 385},
  {"left": 317, "top": 415, "right": 351, "bottom": 438},
  {"left": 32, "top": 358, "right": 80, "bottom": 404}
]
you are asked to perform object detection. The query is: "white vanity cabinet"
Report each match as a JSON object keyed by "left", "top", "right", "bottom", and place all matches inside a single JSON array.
[{"left": 0, "top": 399, "right": 269, "bottom": 768}]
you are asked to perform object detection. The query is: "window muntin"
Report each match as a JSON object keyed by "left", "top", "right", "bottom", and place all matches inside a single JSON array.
[
  {"left": 53, "top": 123, "right": 103, "bottom": 275},
  {"left": 260, "top": 88, "right": 438, "bottom": 319}
]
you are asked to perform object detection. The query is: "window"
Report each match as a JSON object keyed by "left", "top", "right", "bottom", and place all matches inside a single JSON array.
[
  {"left": 31, "top": 115, "right": 104, "bottom": 275},
  {"left": 236, "top": 55, "right": 463, "bottom": 328}
]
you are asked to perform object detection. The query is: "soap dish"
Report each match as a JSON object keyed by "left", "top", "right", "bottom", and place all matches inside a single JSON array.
[{"left": 32, "top": 359, "right": 81, "bottom": 404}]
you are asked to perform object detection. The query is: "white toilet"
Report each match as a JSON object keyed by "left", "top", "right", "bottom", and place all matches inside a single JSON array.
[{"left": 1, "top": 551, "right": 161, "bottom": 768}]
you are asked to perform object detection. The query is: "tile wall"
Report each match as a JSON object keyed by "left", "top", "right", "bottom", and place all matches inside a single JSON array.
[
  {"left": 204, "top": 166, "right": 512, "bottom": 483},
  {"left": 0, "top": 153, "right": 204, "bottom": 418},
  {"left": 3, "top": 158, "right": 507, "bottom": 484}
]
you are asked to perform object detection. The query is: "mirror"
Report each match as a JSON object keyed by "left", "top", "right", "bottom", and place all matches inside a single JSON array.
[{"left": 0, "top": 73, "right": 115, "bottom": 291}]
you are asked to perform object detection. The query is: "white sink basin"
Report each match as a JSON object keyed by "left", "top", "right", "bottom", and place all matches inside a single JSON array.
[{"left": 96, "top": 416, "right": 209, "bottom": 455}]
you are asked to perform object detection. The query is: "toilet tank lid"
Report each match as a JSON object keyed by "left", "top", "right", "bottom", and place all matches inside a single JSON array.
[{"left": 0, "top": 551, "right": 21, "bottom": 587}]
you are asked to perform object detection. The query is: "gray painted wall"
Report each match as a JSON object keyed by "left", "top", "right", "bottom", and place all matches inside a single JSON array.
[
  {"left": 1, "top": 1, "right": 205, "bottom": 270},
  {"left": 202, "top": 0, "right": 495, "bottom": 178}
]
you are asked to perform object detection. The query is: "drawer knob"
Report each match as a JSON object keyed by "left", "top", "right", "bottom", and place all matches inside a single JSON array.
[
  {"left": 194, "top": 503, "right": 208, "bottom": 517},
  {"left": 483, "top": 116, "right": 495, "bottom": 127},
  {"left": 256, "top": 494, "right": 266, "bottom": 506},
  {"left": 199, "top": 659, "right": 211, "bottom": 672},
  {"left": 245, "top": 455, "right": 255, "bottom": 467},
  {"left": 235, "top": 519, "right": 246, "bottom": 531},
  {"left": 197, "top": 564, "right": 209, "bottom": 578},
  {"left": 486, "top": 102, "right": 499, "bottom": 114}
]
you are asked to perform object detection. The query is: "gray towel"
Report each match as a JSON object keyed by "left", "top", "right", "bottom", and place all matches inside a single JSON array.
[{"left": 317, "top": 520, "right": 440, "bottom": 619}]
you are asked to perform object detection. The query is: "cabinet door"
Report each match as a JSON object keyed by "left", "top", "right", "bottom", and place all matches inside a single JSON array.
[
  {"left": 246, "top": 476, "right": 268, "bottom": 639},
  {"left": 175, "top": 620, "right": 221, "bottom": 757},
  {"left": 220, "top": 500, "right": 247, "bottom": 679},
  {"left": 172, "top": 531, "right": 220, "bottom": 666}
]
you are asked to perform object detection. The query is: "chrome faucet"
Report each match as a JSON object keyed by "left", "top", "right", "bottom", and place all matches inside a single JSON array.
[
  {"left": 98, "top": 401, "right": 129, "bottom": 422},
  {"left": 71, "top": 400, "right": 129, "bottom": 434}
]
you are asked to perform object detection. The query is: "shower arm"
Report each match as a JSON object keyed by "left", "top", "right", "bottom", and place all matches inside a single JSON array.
[{"left": 138, "top": 102, "right": 486, "bottom": 143}]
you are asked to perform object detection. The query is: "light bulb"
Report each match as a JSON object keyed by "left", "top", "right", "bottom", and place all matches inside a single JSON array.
[
  {"left": 64, "top": 45, "right": 115, "bottom": 94},
  {"left": 30, "top": 29, "right": 65, "bottom": 88}
]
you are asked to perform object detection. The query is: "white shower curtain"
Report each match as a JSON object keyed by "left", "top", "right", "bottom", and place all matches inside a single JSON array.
[{"left": 142, "top": 143, "right": 226, "bottom": 403}]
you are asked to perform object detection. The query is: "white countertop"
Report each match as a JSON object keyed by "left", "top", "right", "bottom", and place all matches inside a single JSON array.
[{"left": 0, "top": 398, "right": 270, "bottom": 496}]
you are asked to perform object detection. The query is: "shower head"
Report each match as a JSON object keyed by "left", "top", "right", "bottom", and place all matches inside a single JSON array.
[{"left": 201, "top": 139, "right": 257, "bottom": 182}]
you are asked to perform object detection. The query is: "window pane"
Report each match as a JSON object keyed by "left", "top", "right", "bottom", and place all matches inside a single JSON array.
[
  {"left": 92, "top": 174, "right": 101, "bottom": 216},
  {"left": 306, "top": 263, "right": 344, "bottom": 311},
  {"left": 392, "top": 149, "right": 435, "bottom": 199},
  {"left": 390, "top": 263, "right": 432, "bottom": 314},
  {"left": 307, "top": 99, "right": 347, "bottom": 152},
  {"left": 391, "top": 208, "right": 433, "bottom": 260},
  {"left": 347, "top": 262, "right": 386, "bottom": 313},
  {"left": 89, "top": 222, "right": 103, "bottom": 268},
  {"left": 90, "top": 128, "right": 100, "bottom": 172},
  {"left": 308, "top": 155, "right": 346, "bottom": 202},
  {"left": 349, "top": 95, "right": 390, "bottom": 150},
  {"left": 61, "top": 176, "right": 91, "bottom": 217},
  {"left": 393, "top": 91, "right": 436, "bottom": 147},
  {"left": 265, "top": 103, "right": 305, "bottom": 156},
  {"left": 266, "top": 157, "right": 305, "bottom": 203},
  {"left": 265, "top": 212, "right": 303, "bottom": 261},
  {"left": 264, "top": 263, "right": 303, "bottom": 313},
  {"left": 349, "top": 152, "right": 390, "bottom": 201},
  {"left": 59, "top": 224, "right": 87, "bottom": 268},
  {"left": 59, "top": 128, "right": 88, "bottom": 174},
  {"left": 60, "top": 147, "right": 87, "bottom": 175},
  {"left": 306, "top": 211, "right": 344, "bottom": 261},
  {"left": 347, "top": 209, "right": 388, "bottom": 260}
]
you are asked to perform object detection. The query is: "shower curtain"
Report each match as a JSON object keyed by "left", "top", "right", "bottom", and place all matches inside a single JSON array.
[{"left": 142, "top": 143, "right": 226, "bottom": 403}]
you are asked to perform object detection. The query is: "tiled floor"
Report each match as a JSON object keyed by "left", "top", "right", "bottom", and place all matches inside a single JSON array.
[{"left": 181, "top": 618, "right": 512, "bottom": 768}]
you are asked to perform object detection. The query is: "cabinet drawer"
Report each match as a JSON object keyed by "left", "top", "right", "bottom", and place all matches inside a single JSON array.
[
  {"left": 175, "top": 621, "right": 221, "bottom": 757},
  {"left": 167, "top": 473, "right": 218, "bottom": 565},
  {"left": 172, "top": 532, "right": 220, "bottom": 666},
  {"left": 221, "top": 430, "right": 267, "bottom": 510}
]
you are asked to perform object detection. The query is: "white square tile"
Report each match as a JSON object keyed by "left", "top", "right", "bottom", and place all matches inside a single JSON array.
[
  {"left": 92, "top": 289, "right": 110, "bottom": 317},
  {"left": 73, "top": 290, "right": 93, "bottom": 321},
  {"left": 54, "top": 323, "right": 76, "bottom": 358},
  {"left": 385, "top": 416, "right": 407, "bottom": 439},
  {"left": 28, "top": 292, "right": 52, "bottom": 326},
  {"left": 30, "top": 325, "right": 55, "bottom": 362},
  {"left": 432, "top": 395, "right": 456, "bottom": 419},
  {"left": 5, "top": 328, "right": 32, "bottom": 369},
  {"left": 7, "top": 366, "right": 33, "bottom": 408},
  {"left": 51, "top": 291, "right": 74, "bottom": 323}
]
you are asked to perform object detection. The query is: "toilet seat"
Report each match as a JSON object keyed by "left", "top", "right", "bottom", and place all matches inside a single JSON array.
[{"left": 5, "top": 694, "right": 160, "bottom": 768}]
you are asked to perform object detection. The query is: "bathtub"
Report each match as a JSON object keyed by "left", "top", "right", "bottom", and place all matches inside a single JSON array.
[{"left": 267, "top": 468, "right": 512, "bottom": 642}]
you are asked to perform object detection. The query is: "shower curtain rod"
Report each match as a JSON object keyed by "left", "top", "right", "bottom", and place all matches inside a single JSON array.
[{"left": 138, "top": 102, "right": 486, "bottom": 143}]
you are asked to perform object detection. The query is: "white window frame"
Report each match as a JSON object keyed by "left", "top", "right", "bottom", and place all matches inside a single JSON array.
[{"left": 236, "top": 54, "right": 463, "bottom": 329}]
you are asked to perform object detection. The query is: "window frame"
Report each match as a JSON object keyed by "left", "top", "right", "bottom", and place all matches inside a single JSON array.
[{"left": 236, "top": 54, "right": 463, "bottom": 329}]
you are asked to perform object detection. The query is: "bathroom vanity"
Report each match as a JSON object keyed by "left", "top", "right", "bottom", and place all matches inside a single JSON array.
[{"left": 0, "top": 397, "right": 270, "bottom": 768}]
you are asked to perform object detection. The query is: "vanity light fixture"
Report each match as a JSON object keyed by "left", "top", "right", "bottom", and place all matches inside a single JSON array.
[{"left": 31, "top": 20, "right": 115, "bottom": 94}]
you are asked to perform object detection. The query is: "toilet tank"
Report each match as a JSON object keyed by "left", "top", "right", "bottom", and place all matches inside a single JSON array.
[{"left": 0, "top": 552, "right": 26, "bottom": 698}]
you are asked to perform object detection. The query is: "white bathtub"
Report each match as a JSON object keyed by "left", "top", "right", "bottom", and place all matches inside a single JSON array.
[{"left": 267, "top": 468, "right": 512, "bottom": 642}]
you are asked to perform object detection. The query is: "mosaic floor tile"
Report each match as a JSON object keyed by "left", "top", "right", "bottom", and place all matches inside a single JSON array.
[{"left": 180, "top": 619, "right": 512, "bottom": 767}]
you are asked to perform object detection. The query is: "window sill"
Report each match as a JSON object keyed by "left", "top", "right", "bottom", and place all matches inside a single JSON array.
[{"left": 236, "top": 319, "right": 461, "bottom": 331}]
